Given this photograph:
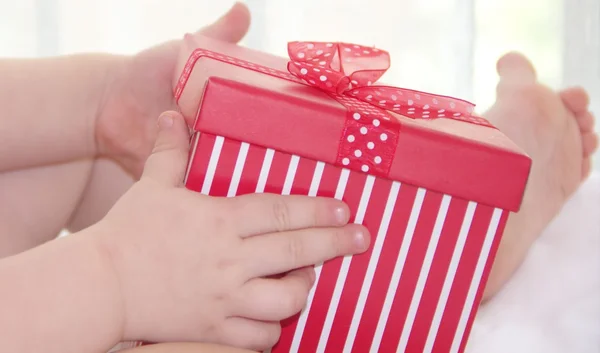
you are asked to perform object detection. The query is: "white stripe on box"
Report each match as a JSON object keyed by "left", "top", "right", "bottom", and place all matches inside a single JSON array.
[
  {"left": 281, "top": 155, "right": 300, "bottom": 195},
  {"left": 308, "top": 162, "right": 325, "bottom": 197},
  {"left": 183, "top": 132, "right": 201, "bottom": 185},
  {"left": 200, "top": 135, "right": 224, "bottom": 195},
  {"left": 343, "top": 181, "right": 402, "bottom": 353},
  {"left": 290, "top": 167, "right": 349, "bottom": 353},
  {"left": 449, "top": 208, "right": 503, "bottom": 353},
  {"left": 227, "top": 142, "right": 250, "bottom": 197},
  {"left": 370, "top": 188, "right": 427, "bottom": 352},
  {"left": 255, "top": 148, "right": 275, "bottom": 193},
  {"left": 396, "top": 195, "right": 452, "bottom": 353},
  {"left": 316, "top": 175, "right": 376, "bottom": 353},
  {"left": 334, "top": 169, "right": 351, "bottom": 201},
  {"left": 423, "top": 201, "right": 477, "bottom": 353}
]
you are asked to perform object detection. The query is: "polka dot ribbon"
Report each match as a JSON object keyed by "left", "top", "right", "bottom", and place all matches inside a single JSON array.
[
  {"left": 287, "top": 41, "right": 491, "bottom": 127},
  {"left": 286, "top": 41, "right": 494, "bottom": 177}
]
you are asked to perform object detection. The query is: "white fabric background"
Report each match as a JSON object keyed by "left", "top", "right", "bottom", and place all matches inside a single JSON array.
[
  {"left": 1, "top": 1, "right": 599, "bottom": 352},
  {"left": 467, "top": 173, "right": 600, "bottom": 353}
]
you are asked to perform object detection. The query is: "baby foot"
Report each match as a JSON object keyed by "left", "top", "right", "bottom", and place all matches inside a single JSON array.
[{"left": 481, "top": 52, "right": 598, "bottom": 300}]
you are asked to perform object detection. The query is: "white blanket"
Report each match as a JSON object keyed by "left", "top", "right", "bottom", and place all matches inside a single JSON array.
[{"left": 467, "top": 173, "right": 600, "bottom": 353}]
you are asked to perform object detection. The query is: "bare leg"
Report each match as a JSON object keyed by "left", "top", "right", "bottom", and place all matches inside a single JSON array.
[
  {"left": 482, "top": 52, "right": 598, "bottom": 300},
  {"left": 0, "top": 160, "right": 92, "bottom": 258}
]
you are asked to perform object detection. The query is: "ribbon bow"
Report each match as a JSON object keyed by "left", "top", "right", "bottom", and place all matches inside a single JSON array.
[{"left": 287, "top": 41, "right": 492, "bottom": 127}]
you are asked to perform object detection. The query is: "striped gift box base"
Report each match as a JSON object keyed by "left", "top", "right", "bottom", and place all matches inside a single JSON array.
[{"left": 188, "top": 132, "right": 507, "bottom": 353}]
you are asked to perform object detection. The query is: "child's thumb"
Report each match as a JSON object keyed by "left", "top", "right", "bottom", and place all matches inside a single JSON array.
[
  {"left": 196, "top": 2, "right": 250, "bottom": 44},
  {"left": 142, "top": 111, "right": 190, "bottom": 186}
]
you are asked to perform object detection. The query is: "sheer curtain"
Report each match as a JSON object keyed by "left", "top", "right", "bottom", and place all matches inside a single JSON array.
[{"left": 1, "top": 0, "right": 598, "bottom": 166}]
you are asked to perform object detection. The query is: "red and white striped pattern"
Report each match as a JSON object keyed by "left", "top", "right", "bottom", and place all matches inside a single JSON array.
[{"left": 184, "top": 133, "right": 509, "bottom": 353}]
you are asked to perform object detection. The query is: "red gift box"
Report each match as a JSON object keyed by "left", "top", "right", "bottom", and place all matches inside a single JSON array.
[{"left": 170, "top": 35, "right": 531, "bottom": 353}]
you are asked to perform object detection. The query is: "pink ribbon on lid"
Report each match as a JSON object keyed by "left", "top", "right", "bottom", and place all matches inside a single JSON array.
[{"left": 286, "top": 41, "right": 493, "bottom": 127}]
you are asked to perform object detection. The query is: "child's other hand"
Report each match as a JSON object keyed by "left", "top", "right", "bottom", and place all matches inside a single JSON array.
[
  {"left": 121, "top": 342, "right": 257, "bottom": 353},
  {"left": 95, "top": 112, "right": 370, "bottom": 351},
  {"left": 96, "top": 3, "right": 250, "bottom": 177}
]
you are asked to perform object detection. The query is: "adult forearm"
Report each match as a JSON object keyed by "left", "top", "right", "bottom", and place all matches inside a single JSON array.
[
  {"left": 0, "top": 230, "right": 124, "bottom": 353},
  {"left": 0, "top": 54, "right": 124, "bottom": 171}
]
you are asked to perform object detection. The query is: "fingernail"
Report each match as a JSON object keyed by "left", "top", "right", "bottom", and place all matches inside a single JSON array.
[
  {"left": 308, "top": 267, "right": 316, "bottom": 283},
  {"left": 158, "top": 114, "right": 173, "bottom": 129},
  {"left": 354, "top": 228, "right": 368, "bottom": 250},
  {"left": 334, "top": 206, "right": 348, "bottom": 225}
]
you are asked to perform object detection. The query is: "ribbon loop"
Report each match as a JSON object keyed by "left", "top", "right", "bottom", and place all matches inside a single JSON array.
[
  {"left": 287, "top": 41, "right": 390, "bottom": 95},
  {"left": 287, "top": 41, "right": 494, "bottom": 128},
  {"left": 335, "top": 42, "right": 390, "bottom": 88}
]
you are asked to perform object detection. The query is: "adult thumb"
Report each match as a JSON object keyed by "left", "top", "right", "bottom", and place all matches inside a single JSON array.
[
  {"left": 196, "top": 2, "right": 251, "bottom": 43},
  {"left": 142, "top": 111, "right": 191, "bottom": 186}
]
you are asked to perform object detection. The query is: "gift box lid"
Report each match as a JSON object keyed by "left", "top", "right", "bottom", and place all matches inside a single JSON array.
[{"left": 174, "top": 35, "right": 531, "bottom": 212}]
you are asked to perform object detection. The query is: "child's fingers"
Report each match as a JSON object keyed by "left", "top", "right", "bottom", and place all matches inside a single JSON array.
[
  {"left": 196, "top": 2, "right": 250, "bottom": 44},
  {"left": 217, "top": 317, "right": 281, "bottom": 352},
  {"left": 226, "top": 193, "right": 350, "bottom": 237},
  {"left": 242, "top": 224, "right": 370, "bottom": 277},
  {"left": 233, "top": 267, "right": 315, "bottom": 321},
  {"left": 119, "top": 343, "right": 257, "bottom": 353},
  {"left": 141, "top": 111, "right": 190, "bottom": 186}
]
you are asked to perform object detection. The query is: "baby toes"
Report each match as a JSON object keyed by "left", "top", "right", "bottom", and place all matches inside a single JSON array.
[
  {"left": 496, "top": 52, "right": 537, "bottom": 83},
  {"left": 559, "top": 87, "right": 590, "bottom": 115},
  {"left": 576, "top": 112, "right": 595, "bottom": 133},
  {"left": 582, "top": 132, "right": 599, "bottom": 158},
  {"left": 582, "top": 158, "right": 592, "bottom": 180}
]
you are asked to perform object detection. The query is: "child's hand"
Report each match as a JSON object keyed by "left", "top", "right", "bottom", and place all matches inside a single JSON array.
[
  {"left": 120, "top": 342, "right": 257, "bottom": 353},
  {"left": 96, "top": 112, "right": 370, "bottom": 351},
  {"left": 96, "top": 3, "right": 250, "bottom": 177}
]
